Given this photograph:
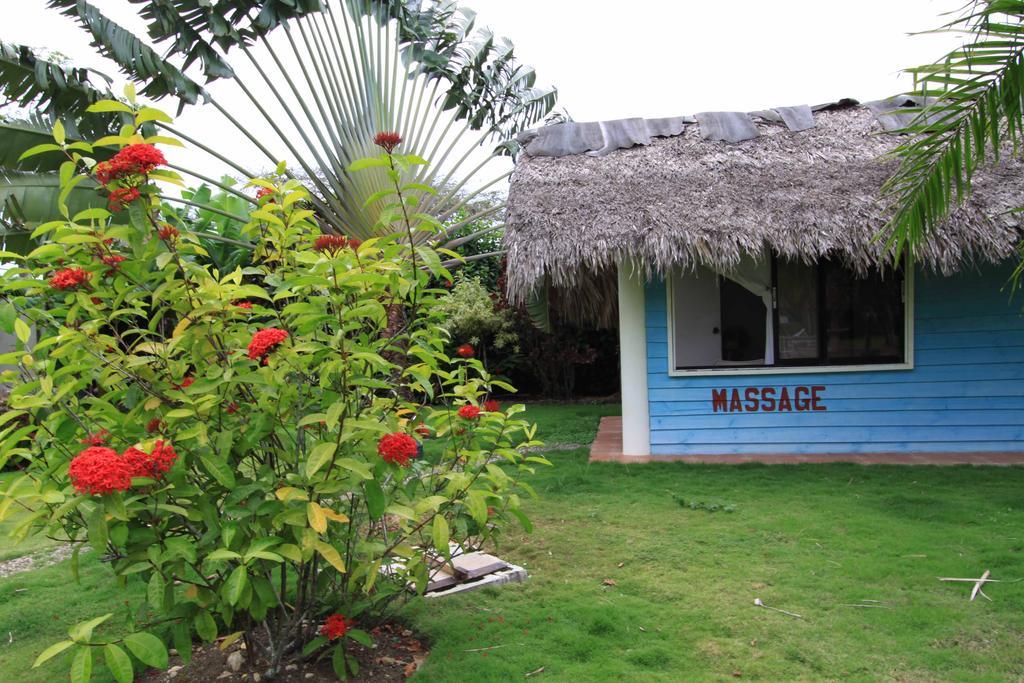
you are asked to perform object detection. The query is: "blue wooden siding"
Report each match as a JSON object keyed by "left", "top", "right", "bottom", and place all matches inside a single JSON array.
[{"left": 644, "top": 263, "right": 1024, "bottom": 455}]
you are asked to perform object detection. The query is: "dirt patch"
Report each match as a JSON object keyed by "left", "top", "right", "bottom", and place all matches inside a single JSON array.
[{"left": 144, "top": 623, "right": 427, "bottom": 682}]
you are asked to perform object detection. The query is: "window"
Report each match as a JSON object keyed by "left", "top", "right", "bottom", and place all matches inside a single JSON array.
[{"left": 670, "top": 253, "right": 907, "bottom": 372}]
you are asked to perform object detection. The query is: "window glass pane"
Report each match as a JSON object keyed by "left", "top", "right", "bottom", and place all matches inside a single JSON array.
[
  {"left": 720, "top": 276, "right": 766, "bottom": 363},
  {"left": 776, "top": 257, "right": 819, "bottom": 362},
  {"left": 823, "top": 261, "right": 904, "bottom": 363}
]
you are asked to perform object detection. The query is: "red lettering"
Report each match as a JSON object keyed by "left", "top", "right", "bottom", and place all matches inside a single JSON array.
[
  {"left": 712, "top": 389, "right": 728, "bottom": 412},
  {"left": 812, "top": 386, "right": 827, "bottom": 411},
  {"left": 729, "top": 389, "right": 742, "bottom": 412},
  {"left": 744, "top": 387, "right": 759, "bottom": 412},
  {"left": 710, "top": 386, "right": 826, "bottom": 412},
  {"left": 778, "top": 388, "right": 792, "bottom": 412},
  {"left": 794, "top": 386, "right": 810, "bottom": 411}
]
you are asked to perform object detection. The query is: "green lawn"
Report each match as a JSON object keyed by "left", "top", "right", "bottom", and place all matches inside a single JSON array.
[{"left": 3, "top": 403, "right": 1024, "bottom": 681}]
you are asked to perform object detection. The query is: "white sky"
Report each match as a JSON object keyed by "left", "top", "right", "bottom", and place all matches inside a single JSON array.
[{"left": 3, "top": 0, "right": 966, "bottom": 188}]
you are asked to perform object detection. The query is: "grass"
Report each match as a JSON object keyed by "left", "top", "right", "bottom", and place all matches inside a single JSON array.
[
  {"left": 404, "top": 403, "right": 1024, "bottom": 681},
  {"left": 2, "top": 402, "right": 1023, "bottom": 681}
]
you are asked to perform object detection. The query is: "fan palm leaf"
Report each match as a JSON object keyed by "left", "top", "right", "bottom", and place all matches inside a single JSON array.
[{"left": 25, "top": 0, "right": 555, "bottom": 247}]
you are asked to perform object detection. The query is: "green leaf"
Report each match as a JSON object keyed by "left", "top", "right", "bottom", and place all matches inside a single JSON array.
[
  {"left": 332, "top": 644, "right": 347, "bottom": 679},
  {"left": 335, "top": 458, "right": 373, "bottom": 480},
  {"left": 301, "top": 635, "right": 327, "bottom": 657},
  {"left": 17, "top": 142, "right": 61, "bottom": 162},
  {"left": 314, "top": 541, "right": 346, "bottom": 573},
  {"left": 147, "top": 572, "right": 165, "bottom": 610},
  {"left": 511, "top": 508, "right": 533, "bottom": 533},
  {"left": 307, "top": 501, "right": 327, "bottom": 534},
  {"left": 347, "top": 157, "right": 389, "bottom": 172},
  {"left": 305, "top": 442, "right": 336, "bottom": 478},
  {"left": 276, "top": 544, "right": 302, "bottom": 562},
  {"left": 104, "top": 644, "right": 133, "bottom": 683},
  {"left": 224, "top": 565, "right": 248, "bottom": 606},
  {"left": 123, "top": 632, "right": 168, "bottom": 669},
  {"left": 33, "top": 640, "right": 74, "bottom": 667},
  {"left": 200, "top": 455, "right": 236, "bottom": 488},
  {"left": 14, "top": 317, "right": 30, "bottom": 344},
  {"left": 86, "top": 100, "right": 133, "bottom": 114},
  {"left": 70, "top": 646, "right": 91, "bottom": 683},
  {"left": 194, "top": 611, "right": 217, "bottom": 643},
  {"left": 172, "top": 622, "right": 192, "bottom": 665},
  {"left": 135, "top": 107, "right": 173, "bottom": 124},
  {"left": 346, "top": 628, "right": 373, "bottom": 647},
  {"left": 0, "top": 303, "right": 14, "bottom": 334},
  {"left": 206, "top": 549, "right": 242, "bottom": 562},
  {"left": 432, "top": 515, "right": 450, "bottom": 555},
  {"left": 69, "top": 613, "right": 113, "bottom": 644},
  {"left": 52, "top": 120, "right": 65, "bottom": 145},
  {"left": 87, "top": 505, "right": 108, "bottom": 553},
  {"left": 363, "top": 480, "right": 385, "bottom": 519},
  {"left": 73, "top": 207, "right": 112, "bottom": 222}
]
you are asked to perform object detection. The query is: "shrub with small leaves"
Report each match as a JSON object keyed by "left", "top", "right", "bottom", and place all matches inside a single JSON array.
[{"left": 0, "top": 95, "right": 546, "bottom": 682}]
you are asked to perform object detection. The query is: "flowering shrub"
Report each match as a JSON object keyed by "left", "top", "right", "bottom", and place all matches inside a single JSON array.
[
  {"left": 437, "top": 276, "right": 519, "bottom": 358},
  {"left": 0, "top": 95, "right": 544, "bottom": 682}
]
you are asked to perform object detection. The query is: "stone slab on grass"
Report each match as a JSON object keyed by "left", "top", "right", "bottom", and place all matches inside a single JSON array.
[{"left": 424, "top": 563, "right": 527, "bottom": 598}]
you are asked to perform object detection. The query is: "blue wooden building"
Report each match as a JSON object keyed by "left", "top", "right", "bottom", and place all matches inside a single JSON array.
[{"left": 504, "top": 98, "right": 1024, "bottom": 459}]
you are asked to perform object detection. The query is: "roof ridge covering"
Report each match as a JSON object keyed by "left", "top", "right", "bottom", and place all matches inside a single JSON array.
[{"left": 518, "top": 97, "right": 938, "bottom": 158}]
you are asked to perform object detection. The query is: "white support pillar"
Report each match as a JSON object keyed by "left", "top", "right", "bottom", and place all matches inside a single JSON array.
[{"left": 617, "top": 259, "right": 651, "bottom": 457}]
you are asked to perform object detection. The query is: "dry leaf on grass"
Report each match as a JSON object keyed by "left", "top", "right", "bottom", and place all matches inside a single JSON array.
[{"left": 602, "top": 578, "right": 617, "bottom": 586}]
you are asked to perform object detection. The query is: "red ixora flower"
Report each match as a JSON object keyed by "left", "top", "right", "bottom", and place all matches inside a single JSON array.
[
  {"left": 96, "top": 144, "right": 167, "bottom": 185},
  {"left": 313, "top": 234, "right": 360, "bottom": 254},
  {"left": 320, "top": 614, "right": 353, "bottom": 641},
  {"left": 50, "top": 267, "right": 90, "bottom": 291},
  {"left": 226, "top": 402, "right": 239, "bottom": 415},
  {"left": 413, "top": 423, "right": 431, "bottom": 438},
  {"left": 247, "top": 328, "right": 289, "bottom": 362},
  {"left": 456, "top": 344, "right": 474, "bottom": 359},
  {"left": 122, "top": 440, "right": 177, "bottom": 479},
  {"left": 146, "top": 418, "right": 164, "bottom": 434},
  {"left": 101, "top": 254, "right": 126, "bottom": 273},
  {"left": 108, "top": 187, "right": 141, "bottom": 212},
  {"left": 80, "top": 429, "right": 109, "bottom": 447},
  {"left": 233, "top": 301, "right": 252, "bottom": 310},
  {"left": 458, "top": 405, "right": 481, "bottom": 420},
  {"left": 175, "top": 376, "right": 194, "bottom": 390},
  {"left": 373, "top": 131, "right": 402, "bottom": 153},
  {"left": 377, "top": 432, "right": 420, "bottom": 467},
  {"left": 255, "top": 186, "right": 275, "bottom": 202},
  {"left": 157, "top": 224, "right": 179, "bottom": 242},
  {"left": 483, "top": 399, "right": 501, "bottom": 413},
  {"left": 115, "top": 143, "right": 166, "bottom": 173},
  {"left": 68, "top": 447, "right": 135, "bottom": 495}
]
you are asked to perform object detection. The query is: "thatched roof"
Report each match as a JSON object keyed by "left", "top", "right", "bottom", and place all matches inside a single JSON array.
[{"left": 504, "top": 98, "right": 1024, "bottom": 326}]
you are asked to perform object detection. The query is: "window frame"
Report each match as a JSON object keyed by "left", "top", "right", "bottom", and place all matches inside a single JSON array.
[{"left": 665, "top": 255, "right": 914, "bottom": 377}]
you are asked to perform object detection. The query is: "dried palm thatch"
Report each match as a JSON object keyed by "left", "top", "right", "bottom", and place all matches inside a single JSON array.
[{"left": 504, "top": 101, "right": 1024, "bottom": 326}]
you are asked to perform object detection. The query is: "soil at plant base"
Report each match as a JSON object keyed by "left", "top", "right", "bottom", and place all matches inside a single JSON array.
[{"left": 143, "top": 623, "right": 428, "bottom": 682}]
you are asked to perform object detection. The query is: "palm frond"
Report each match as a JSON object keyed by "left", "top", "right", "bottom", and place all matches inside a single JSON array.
[
  {"left": 46, "top": 0, "right": 209, "bottom": 105},
  {"left": 884, "top": 3, "right": 1024, "bottom": 255},
  {"left": 0, "top": 40, "right": 114, "bottom": 116},
  {"left": 0, "top": 169, "right": 102, "bottom": 230},
  {"left": 30, "top": 0, "right": 555, "bottom": 246}
]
